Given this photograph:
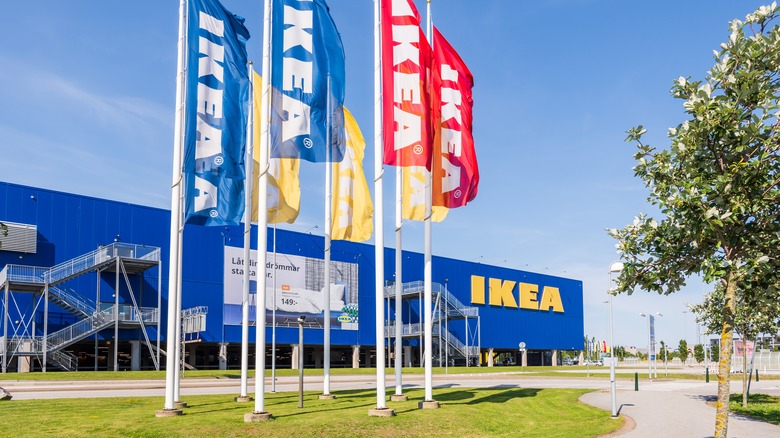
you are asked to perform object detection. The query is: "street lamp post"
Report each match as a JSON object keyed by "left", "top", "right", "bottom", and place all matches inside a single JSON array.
[
  {"left": 608, "top": 261, "right": 623, "bottom": 418},
  {"left": 297, "top": 316, "right": 305, "bottom": 409}
]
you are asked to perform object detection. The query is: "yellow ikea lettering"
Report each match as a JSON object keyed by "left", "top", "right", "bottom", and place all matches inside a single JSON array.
[
  {"left": 471, "top": 275, "right": 485, "bottom": 305},
  {"left": 519, "top": 283, "right": 538, "bottom": 310},
  {"left": 488, "top": 278, "right": 517, "bottom": 308},
  {"left": 470, "top": 276, "right": 565, "bottom": 314},
  {"left": 539, "top": 286, "right": 564, "bottom": 312}
]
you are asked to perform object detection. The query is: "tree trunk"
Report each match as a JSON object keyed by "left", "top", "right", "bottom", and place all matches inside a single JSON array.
[{"left": 715, "top": 278, "right": 736, "bottom": 438}]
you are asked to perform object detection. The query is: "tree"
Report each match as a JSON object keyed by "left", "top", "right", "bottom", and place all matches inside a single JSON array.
[
  {"left": 659, "top": 340, "right": 669, "bottom": 363},
  {"left": 609, "top": 5, "right": 780, "bottom": 436},
  {"left": 711, "top": 343, "right": 720, "bottom": 363},
  {"left": 694, "top": 344, "right": 705, "bottom": 364},
  {"left": 678, "top": 340, "right": 690, "bottom": 365},
  {"left": 691, "top": 283, "right": 780, "bottom": 407}
]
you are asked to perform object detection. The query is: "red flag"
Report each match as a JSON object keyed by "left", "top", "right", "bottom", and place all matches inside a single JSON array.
[
  {"left": 381, "top": 0, "right": 433, "bottom": 169},
  {"left": 431, "top": 27, "right": 478, "bottom": 208}
]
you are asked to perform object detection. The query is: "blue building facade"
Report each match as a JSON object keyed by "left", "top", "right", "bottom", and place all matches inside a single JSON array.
[{"left": 0, "top": 181, "right": 583, "bottom": 370}]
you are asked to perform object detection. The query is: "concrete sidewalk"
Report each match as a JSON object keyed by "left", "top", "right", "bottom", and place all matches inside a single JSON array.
[{"left": 580, "top": 379, "right": 780, "bottom": 437}]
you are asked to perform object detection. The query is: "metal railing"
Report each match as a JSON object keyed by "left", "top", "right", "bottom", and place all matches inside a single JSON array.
[
  {"left": 2, "top": 243, "right": 161, "bottom": 289},
  {"left": 46, "top": 243, "right": 160, "bottom": 285},
  {"left": 48, "top": 286, "right": 96, "bottom": 316},
  {"left": 0, "top": 265, "right": 48, "bottom": 286},
  {"left": 384, "top": 281, "right": 479, "bottom": 320}
]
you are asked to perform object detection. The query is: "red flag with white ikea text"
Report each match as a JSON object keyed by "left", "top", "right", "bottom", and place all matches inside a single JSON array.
[
  {"left": 381, "top": 0, "right": 432, "bottom": 169},
  {"left": 432, "top": 27, "right": 478, "bottom": 208}
]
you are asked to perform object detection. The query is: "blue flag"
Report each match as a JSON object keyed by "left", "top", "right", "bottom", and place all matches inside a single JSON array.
[
  {"left": 270, "top": 0, "right": 346, "bottom": 162},
  {"left": 183, "top": 0, "right": 250, "bottom": 226}
]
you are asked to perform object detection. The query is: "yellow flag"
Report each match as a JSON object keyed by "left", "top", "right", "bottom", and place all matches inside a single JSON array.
[
  {"left": 402, "top": 166, "right": 448, "bottom": 222},
  {"left": 331, "top": 108, "right": 373, "bottom": 241},
  {"left": 250, "top": 72, "right": 300, "bottom": 224}
]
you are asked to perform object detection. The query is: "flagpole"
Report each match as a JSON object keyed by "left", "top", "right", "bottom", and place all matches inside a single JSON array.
[
  {"left": 321, "top": 75, "right": 334, "bottom": 399},
  {"left": 245, "top": 0, "right": 273, "bottom": 421},
  {"left": 369, "top": 0, "right": 392, "bottom": 416},
  {"left": 271, "top": 218, "right": 277, "bottom": 392},
  {"left": 422, "top": 0, "right": 438, "bottom": 408},
  {"left": 393, "top": 155, "right": 406, "bottom": 401},
  {"left": 157, "top": 0, "right": 186, "bottom": 417},
  {"left": 237, "top": 64, "right": 255, "bottom": 403},
  {"left": 173, "top": 216, "right": 185, "bottom": 405}
]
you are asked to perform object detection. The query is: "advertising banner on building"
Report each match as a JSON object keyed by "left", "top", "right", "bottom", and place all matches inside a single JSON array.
[{"left": 223, "top": 246, "right": 359, "bottom": 329}]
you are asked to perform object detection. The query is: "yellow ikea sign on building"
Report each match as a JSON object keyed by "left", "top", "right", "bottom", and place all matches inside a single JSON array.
[{"left": 470, "top": 275, "right": 564, "bottom": 313}]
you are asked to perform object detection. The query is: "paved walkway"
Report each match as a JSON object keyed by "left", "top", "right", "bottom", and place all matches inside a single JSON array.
[{"left": 580, "top": 378, "right": 780, "bottom": 437}]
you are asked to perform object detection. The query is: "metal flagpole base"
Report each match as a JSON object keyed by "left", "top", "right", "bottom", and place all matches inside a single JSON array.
[
  {"left": 418, "top": 400, "right": 440, "bottom": 409},
  {"left": 318, "top": 394, "right": 336, "bottom": 400},
  {"left": 173, "top": 401, "right": 187, "bottom": 409},
  {"left": 234, "top": 396, "right": 253, "bottom": 403},
  {"left": 244, "top": 411, "right": 273, "bottom": 422},
  {"left": 368, "top": 408, "right": 396, "bottom": 417},
  {"left": 390, "top": 394, "right": 408, "bottom": 401},
  {"left": 155, "top": 409, "right": 183, "bottom": 417}
]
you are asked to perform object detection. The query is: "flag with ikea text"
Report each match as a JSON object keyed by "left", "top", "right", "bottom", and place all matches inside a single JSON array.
[
  {"left": 432, "top": 27, "right": 478, "bottom": 208},
  {"left": 381, "top": 0, "right": 433, "bottom": 169},
  {"left": 183, "top": 0, "right": 250, "bottom": 226},
  {"left": 332, "top": 108, "right": 373, "bottom": 241},
  {"left": 270, "top": 0, "right": 346, "bottom": 163}
]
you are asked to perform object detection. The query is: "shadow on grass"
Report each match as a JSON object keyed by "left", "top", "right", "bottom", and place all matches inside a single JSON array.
[{"left": 465, "top": 388, "right": 541, "bottom": 405}]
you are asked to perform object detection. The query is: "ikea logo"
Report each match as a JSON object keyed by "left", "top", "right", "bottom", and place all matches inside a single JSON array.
[{"left": 470, "top": 275, "right": 564, "bottom": 313}]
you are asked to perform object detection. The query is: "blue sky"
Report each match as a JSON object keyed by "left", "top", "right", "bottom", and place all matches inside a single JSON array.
[{"left": 0, "top": 0, "right": 770, "bottom": 348}]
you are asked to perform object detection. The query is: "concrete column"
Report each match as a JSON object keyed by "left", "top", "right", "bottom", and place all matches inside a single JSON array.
[
  {"left": 292, "top": 344, "right": 300, "bottom": 370},
  {"left": 130, "top": 341, "right": 141, "bottom": 371},
  {"left": 18, "top": 341, "right": 32, "bottom": 373},
  {"left": 363, "top": 348, "right": 372, "bottom": 368},
  {"left": 187, "top": 344, "right": 197, "bottom": 367},
  {"left": 403, "top": 346, "right": 412, "bottom": 367},
  {"left": 218, "top": 343, "right": 228, "bottom": 371},
  {"left": 488, "top": 348, "right": 494, "bottom": 367},
  {"left": 313, "top": 347, "right": 323, "bottom": 368},
  {"left": 521, "top": 350, "right": 528, "bottom": 367},
  {"left": 578, "top": 351, "right": 585, "bottom": 365},
  {"left": 107, "top": 341, "right": 115, "bottom": 370},
  {"left": 552, "top": 350, "right": 558, "bottom": 367},
  {"left": 352, "top": 346, "right": 360, "bottom": 369}
]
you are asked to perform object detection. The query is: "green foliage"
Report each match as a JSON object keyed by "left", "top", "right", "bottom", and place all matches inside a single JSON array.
[
  {"left": 678, "top": 340, "right": 690, "bottom": 364},
  {"left": 691, "top": 283, "right": 780, "bottom": 342},
  {"left": 610, "top": 4, "right": 780, "bottom": 435},
  {"left": 659, "top": 341, "right": 670, "bottom": 362},
  {"left": 711, "top": 343, "right": 721, "bottom": 362},
  {"left": 694, "top": 344, "right": 705, "bottom": 363}
]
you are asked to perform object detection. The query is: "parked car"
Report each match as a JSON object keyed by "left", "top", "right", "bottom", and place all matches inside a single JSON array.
[{"left": 563, "top": 358, "right": 578, "bottom": 366}]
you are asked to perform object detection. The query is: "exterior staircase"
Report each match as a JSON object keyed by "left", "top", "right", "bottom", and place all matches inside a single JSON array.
[
  {"left": 0, "top": 243, "right": 160, "bottom": 372},
  {"left": 384, "top": 281, "right": 480, "bottom": 366}
]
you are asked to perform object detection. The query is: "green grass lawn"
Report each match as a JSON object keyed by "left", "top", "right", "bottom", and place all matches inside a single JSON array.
[
  {"left": 730, "top": 393, "right": 780, "bottom": 425},
  {"left": 0, "top": 387, "right": 622, "bottom": 437}
]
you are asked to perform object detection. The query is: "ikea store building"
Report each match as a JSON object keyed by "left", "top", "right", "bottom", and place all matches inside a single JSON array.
[{"left": 0, "top": 181, "right": 583, "bottom": 372}]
